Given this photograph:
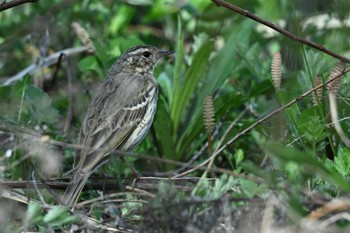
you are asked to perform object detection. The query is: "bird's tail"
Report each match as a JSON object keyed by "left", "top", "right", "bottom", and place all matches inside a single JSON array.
[{"left": 62, "top": 171, "right": 90, "bottom": 206}]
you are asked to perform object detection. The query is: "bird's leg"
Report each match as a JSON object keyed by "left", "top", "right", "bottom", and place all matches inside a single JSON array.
[{"left": 120, "top": 156, "right": 141, "bottom": 189}]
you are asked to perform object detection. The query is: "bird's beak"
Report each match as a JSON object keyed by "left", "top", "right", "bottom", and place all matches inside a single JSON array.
[{"left": 156, "top": 49, "right": 175, "bottom": 59}]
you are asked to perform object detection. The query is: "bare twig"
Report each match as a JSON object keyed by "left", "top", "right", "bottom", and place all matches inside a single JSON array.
[
  {"left": 0, "top": 179, "right": 119, "bottom": 190},
  {"left": 31, "top": 171, "right": 46, "bottom": 204},
  {"left": 0, "top": 0, "right": 38, "bottom": 12},
  {"left": 211, "top": 0, "right": 350, "bottom": 64},
  {"left": 75, "top": 192, "right": 154, "bottom": 208},
  {"left": 329, "top": 93, "right": 350, "bottom": 148},
  {"left": 306, "top": 199, "right": 350, "bottom": 220},
  {"left": 2, "top": 46, "right": 87, "bottom": 86},
  {"left": 0, "top": 176, "right": 212, "bottom": 192}
]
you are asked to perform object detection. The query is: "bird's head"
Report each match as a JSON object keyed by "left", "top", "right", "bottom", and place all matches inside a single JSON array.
[{"left": 117, "top": 45, "right": 174, "bottom": 74}]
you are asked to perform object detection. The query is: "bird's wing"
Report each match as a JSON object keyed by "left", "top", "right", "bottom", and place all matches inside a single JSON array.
[{"left": 74, "top": 73, "right": 157, "bottom": 174}]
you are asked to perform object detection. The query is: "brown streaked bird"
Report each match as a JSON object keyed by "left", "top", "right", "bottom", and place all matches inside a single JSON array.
[{"left": 62, "top": 45, "right": 173, "bottom": 206}]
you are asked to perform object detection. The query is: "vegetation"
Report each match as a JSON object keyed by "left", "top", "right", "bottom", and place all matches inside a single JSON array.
[{"left": 0, "top": 0, "right": 350, "bottom": 232}]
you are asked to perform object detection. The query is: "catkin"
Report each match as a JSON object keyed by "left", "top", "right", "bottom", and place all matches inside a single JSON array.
[
  {"left": 71, "top": 22, "right": 95, "bottom": 54},
  {"left": 271, "top": 52, "right": 282, "bottom": 90},
  {"left": 203, "top": 95, "right": 215, "bottom": 133},
  {"left": 327, "top": 61, "right": 345, "bottom": 94}
]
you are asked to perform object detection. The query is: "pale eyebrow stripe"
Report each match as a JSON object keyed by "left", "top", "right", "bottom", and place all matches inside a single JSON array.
[{"left": 127, "top": 48, "right": 149, "bottom": 55}]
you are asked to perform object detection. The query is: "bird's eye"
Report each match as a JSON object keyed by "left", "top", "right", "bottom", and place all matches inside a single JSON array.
[{"left": 143, "top": 51, "right": 151, "bottom": 58}]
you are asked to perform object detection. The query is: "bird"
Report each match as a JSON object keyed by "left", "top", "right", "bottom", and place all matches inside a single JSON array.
[{"left": 62, "top": 45, "right": 174, "bottom": 206}]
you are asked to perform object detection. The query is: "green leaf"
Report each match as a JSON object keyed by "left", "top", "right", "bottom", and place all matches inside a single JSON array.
[
  {"left": 235, "top": 149, "right": 244, "bottom": 166},
  {"left": 153, "top": 98, "right": 175, "bottom": 160},
  {"left": 240, "top": 179, "right": 268, "bottom": 198},
  {"left": 108, "top": 5, "right": 136, "bottom": 34},
  {"left": 24, "top": 86, "right": 59, "bottom": 124},
  {"left": 43, "top": 206, "right": 69, "bottom": 224},
  {"left": 249, "top": 79, "right": 275, "bottom": 98},
  {"left": 172, "top": 16, "right": 184, "bottom": 107},
  {"left": 176, "top": 21, "right": 254, "bottom": 157},
  {"left": 25, "top": 203, "right": 43, "bottom": 226},
  {"left": 157, "top": 72, "right": 173, "bottom": 104},
  {"left": 194, "top": 20, "right": 254, "bottom": 110},
  {"left": 0, "top": 80, "right": 59, "bottom": 125},
  {"left": 296, "top": 107, "right": 326, "bottom": 144},
  {"left": 257, "top": 136, "right": 350, "bottom": 193},
  {"left": 49, "top": 215, "right": 80, "bottom": 227},
  {"left": 334, "top": 147, "right": 350, "bottom": 177},
  {"left": 170, "top": 40, "right": 214, "bottom": 134},
  {"left": 78, "top": 55, "right": 104, "bottom": 79}
]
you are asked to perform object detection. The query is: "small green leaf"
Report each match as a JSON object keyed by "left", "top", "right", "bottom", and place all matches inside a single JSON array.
[
  {"left": 78, "top": 56, "right": 104, "bottom": 79},
  {"left": 235, "top": 149, "right": 244, "bottom": 166},
  {"left": 49, "top": 215, "right": 80, "bottom": 227},
  {"left": 334, "top": 147, "right": 350, "bottom": 177},
  {"left": 240, "top": 179, "right": 268, "bottom": 198},
  {"left": 25, "top": 203, "right": 43, "bottom": 226},
  {"left": 43, "top": 206, "right": 69, "bottom": 223}
]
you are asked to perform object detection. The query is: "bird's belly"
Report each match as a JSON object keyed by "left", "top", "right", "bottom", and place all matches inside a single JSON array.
[{"left": 122, "top": 98, "right": 157, "bottom": 150}]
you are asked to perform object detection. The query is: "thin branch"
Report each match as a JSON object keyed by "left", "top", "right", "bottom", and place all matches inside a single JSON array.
[
  {"left": 0, "top": 177, "right": 210, "bottom": 192},
  {"left": 211, "top": 0, "right": 350, "bottom": 64},
  {"left": 0, "top": 0, "right": 38, "bottom": 12},
  {"left": 2, "top": 46, "right": 87, "bottom": 86},
  {"left": 329, "top": 93, "right": 350, "bottom": 148}
]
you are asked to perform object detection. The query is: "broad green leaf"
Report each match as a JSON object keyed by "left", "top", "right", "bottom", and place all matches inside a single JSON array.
[
  {"left": 108, "top": 5, "right": 136, "bottom": 34},
  {"left": 78, "top": 56, "right": 104, "bottom": 79},
  {"left": 249, "top": 79, "right": 275, "bottom": 98},
  {"left": 172, "top": 16, "right": 184, "bottom": 108},
  {"left": 170, "top": 40, "right": 214, "bottom": 135},
  {"left": 153, "top": 98, "right": 175, "bottom": 160},
  {"left": 176, "top": 21, "right": 254, "bottom": 157},
  {"left": 194, "top": 20, "right": 254, "bottom": 110}
]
